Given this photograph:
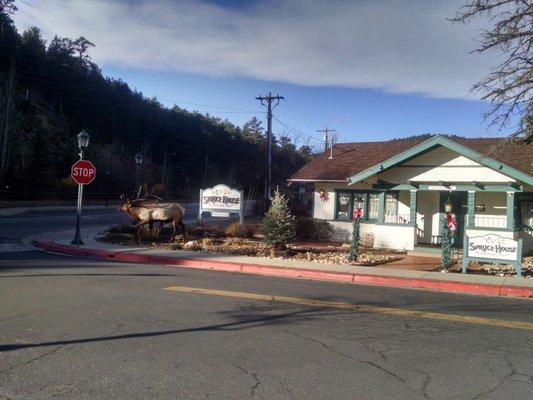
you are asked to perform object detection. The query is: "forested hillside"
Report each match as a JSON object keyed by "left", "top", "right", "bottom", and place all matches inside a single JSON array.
[{"left": 0, "top": 2, "right": 314, "bottom": 200}]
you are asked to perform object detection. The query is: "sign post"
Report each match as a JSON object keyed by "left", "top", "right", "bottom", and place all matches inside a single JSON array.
[
  {"left": 463, "top": 234, "right": 523, "bottom": 277},
  {"left": 70, "top": 159, "right": 96, "bottom": 246},
  {"left": 198, "top": 184, "right": 244, "bottom": 224}
]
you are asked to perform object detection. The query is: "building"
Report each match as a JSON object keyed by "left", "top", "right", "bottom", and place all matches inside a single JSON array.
[{"left": 289, "top": 135, "right": 533, "bottom": 254}]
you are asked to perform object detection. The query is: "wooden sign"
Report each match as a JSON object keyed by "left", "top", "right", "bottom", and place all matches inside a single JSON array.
[{"left": 463, "top": 234, "right": 522, "bottom": 277}]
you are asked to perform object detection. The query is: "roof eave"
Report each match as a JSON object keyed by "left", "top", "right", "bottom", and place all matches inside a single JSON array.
[{"left": 348, "top": 135, "right": 533, "bottom": 186}]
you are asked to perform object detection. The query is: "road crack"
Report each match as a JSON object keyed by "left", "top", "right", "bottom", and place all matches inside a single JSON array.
[{"left": 233, "top": 363, "right": 262, "bottom": 398}]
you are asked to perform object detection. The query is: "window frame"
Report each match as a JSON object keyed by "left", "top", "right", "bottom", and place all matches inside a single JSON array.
[{"left": 334, "top": 190, "right": 399, "bottom": 222}]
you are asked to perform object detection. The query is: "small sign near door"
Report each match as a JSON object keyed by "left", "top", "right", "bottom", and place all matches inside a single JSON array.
[{"left": 463, "top": 234, "right": 523, "bottom": 276}]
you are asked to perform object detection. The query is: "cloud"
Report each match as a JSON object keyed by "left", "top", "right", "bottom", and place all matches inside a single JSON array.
[{"left": 14, "top": 0, "right": 497, "bottom": 99}]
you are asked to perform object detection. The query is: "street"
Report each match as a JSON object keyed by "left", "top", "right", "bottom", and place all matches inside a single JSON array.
[{"left": 1, "top": 209, "right": 533, "bottom": 399}]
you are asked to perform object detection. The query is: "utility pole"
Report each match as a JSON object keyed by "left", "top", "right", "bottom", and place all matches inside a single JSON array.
[
  {"left": 256, "top": 92, "right": 284, "bottom": 206},
  {"left": 317, "top": 128, "right": 336, "bottom": 152}
]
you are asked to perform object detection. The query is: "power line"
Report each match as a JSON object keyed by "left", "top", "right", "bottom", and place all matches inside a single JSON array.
[{"left": 272, "top": 116, "right": 322, "bottom": 144}]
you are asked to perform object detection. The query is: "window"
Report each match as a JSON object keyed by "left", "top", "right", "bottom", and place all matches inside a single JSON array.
[
  {"left": 368, "top": 193, "right": 379, "bottom": 220},
  {"left": 335, "top": 191, "right": 399, "bottom": 222},
  {"left": 353, "top": 193, "right": 366, "bottom": 220},
  {"left": 336, "top": 192, "right": 352, "bottom": 220},
  {"left": 385, "top": 193, "right": 398, "bottom": 216}
]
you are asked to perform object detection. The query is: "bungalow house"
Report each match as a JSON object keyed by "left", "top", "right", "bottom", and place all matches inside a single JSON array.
[{"left": 289, "top": 135, "right": 533, "bottom": 255}]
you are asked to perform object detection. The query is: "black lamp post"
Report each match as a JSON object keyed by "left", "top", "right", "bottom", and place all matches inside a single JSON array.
[
  {"left": 71, "top": 130, "right": 90, "bottom": 246},
  {"left": 135, "top": 152, "right": 143, "bottom": 193}
]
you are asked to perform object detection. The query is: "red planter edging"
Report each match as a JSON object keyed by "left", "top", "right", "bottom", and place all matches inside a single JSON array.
[{"left": 33, "top": 240, "right": 533, "bottom": 299}]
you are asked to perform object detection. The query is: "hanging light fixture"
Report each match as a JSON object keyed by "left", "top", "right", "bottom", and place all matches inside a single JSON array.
[{"left": 444, "top": 197, "right": 453, "bottom": 213}]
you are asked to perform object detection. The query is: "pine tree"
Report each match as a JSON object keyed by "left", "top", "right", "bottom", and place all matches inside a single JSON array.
[
  {"left": 440, "top": 217, "right": 452, "bottom": 271},
  {"left": 348, "top": 216, "right": 361, "bottom": 262},
  {"left": 260, "top": 190, "right": 296, "bottom": 249}
]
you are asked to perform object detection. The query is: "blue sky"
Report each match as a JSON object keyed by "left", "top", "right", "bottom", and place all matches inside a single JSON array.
[{"left": 15, "top": 0, "right": 508, "bottom": 149}]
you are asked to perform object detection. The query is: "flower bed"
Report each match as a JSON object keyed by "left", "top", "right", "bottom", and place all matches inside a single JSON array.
[{"left": 99, "top": 225, "right": 402, "bottom": 266}]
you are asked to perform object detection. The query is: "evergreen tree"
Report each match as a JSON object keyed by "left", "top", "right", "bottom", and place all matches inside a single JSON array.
[
  {"left": 0, "top": 5, "right": 316, "bottom": 197},
  {"left": 260, "top": 190, "right": 296, "bottom": 249}
]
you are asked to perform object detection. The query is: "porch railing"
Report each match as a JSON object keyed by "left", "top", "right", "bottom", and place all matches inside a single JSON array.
[
  {"left": 384, "top": 213, "right": 411, "bottom": 224},
  {"left": 465, "top": 215, "right": 507, "bottom": 229}
]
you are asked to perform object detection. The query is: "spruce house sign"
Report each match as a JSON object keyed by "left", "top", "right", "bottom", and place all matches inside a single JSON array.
[
  {"left": 198, "top": 184, "right": 244, "bottom": 223},
  {"left": 463, "top": 234, "right": 523, "bottom": 277}
]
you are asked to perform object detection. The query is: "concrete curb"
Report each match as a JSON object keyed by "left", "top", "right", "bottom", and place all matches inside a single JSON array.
[{"left": 33, "top": 240, "right": 533, "bottom": 299}]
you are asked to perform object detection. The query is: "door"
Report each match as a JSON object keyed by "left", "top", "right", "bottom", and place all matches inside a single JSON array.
[{"left": 439, "top": 192, "right": 467, "bottom": 247}]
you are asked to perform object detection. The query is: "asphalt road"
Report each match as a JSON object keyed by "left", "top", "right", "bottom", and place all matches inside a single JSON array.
[
  {"left": 0, "top": 205, "right": 201, "bottom": 248},
  {"left": 1, "top": 209, "right": 533, "bottom": 399}
]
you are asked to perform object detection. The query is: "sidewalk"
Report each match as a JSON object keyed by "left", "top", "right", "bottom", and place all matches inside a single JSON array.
[{"left": 31, "top": 226, "right": 533, "bottom": 299}]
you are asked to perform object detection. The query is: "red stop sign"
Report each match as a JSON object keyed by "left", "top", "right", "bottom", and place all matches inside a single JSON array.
[{"left": 71, "top": 160, "right": 96, "bottom": 185}]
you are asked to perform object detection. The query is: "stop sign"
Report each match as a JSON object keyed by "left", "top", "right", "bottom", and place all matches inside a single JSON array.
[{"left": 71, "top": 160, "right": 96, "bottom": 185}]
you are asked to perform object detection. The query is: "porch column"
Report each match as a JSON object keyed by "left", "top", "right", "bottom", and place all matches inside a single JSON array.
[
  {"left": 377, "top": 191, "right": 385, "bottom": 223},
  {"left": 506, "top": 192, "right": 515, "bottom": 230},
  {"left": 467, "top": 191, "right": 475, "bottom": 229},
  {"left": 409, "top": 190, "right": 417, "bottom": 226}
]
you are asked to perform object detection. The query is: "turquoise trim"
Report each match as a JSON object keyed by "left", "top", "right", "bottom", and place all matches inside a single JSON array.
[
  {"left": 467, "top": 191, "right": 475, "bottom": 229},
  {"left": 507, "top": 192, "right": 515, "bottom": 230},
  {"left": 377, "top": 192, "right": 385, "bottom": 223},
  {"left": 371, "top": 183, "right": 522, "bottom": 192},
  {"left": 409, "top": 190, "right": 417, "bottom": 227},
  {"left": 349, "top": 135, "right": 533, "bottom": 186}
]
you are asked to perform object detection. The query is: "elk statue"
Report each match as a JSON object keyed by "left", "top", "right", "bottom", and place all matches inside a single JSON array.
[{"left": 119, "top": 192, "right": 186, "bottom": 243}]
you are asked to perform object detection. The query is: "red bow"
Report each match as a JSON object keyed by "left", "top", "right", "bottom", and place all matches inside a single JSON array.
[
  {"left": 352, "top": 208, "right": 362, "bottom": 220},
  {"left": 445, "top": 212, "right": 457, "bottom": 231}
]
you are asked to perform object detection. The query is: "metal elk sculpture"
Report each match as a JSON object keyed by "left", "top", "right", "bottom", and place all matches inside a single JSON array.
[{"left": 119, "top": 191, "right": 186, "bottom": 243}]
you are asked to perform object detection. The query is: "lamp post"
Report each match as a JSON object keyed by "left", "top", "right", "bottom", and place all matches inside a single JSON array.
[
  {"left": 135, "top": 152, "right": 143, "bottom": 193},
  {"left": 444, "top": 197, "right": 453, "bottom": 213},
  {"left": 71, "top": 130, "right": 90, "bottom": 246}
]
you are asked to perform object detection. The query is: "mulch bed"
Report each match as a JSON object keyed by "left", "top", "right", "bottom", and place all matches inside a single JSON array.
[{"left": 99, "top": 225, "right": 403, "bottom": 266}]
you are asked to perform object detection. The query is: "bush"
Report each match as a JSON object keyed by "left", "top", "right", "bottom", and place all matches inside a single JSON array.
[
  {"left": 295, "top": 218, "right": 333, "bottom": 241},
  {"left": 260, "top": 190, "right": 296, "bottom": 249},
  {"left": 224, "top": 222, "right": 258, "bottom": 238}
]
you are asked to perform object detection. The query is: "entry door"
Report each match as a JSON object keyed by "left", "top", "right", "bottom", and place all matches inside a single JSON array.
[{"left": 439, "top": 192, "right": 467, "bottom": 247}]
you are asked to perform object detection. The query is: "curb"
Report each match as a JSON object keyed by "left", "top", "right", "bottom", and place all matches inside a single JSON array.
[{"left": 33, "top": 240, "right": 533, "bottom": 299}]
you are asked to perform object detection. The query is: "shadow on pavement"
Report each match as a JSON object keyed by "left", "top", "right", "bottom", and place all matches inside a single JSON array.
[{"left": 0, "top": 308, "right": 325, "bottom": 352}]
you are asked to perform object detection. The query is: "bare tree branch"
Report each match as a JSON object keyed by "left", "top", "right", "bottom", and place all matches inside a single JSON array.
[{"left": 451, "top": 0, "right": 533, "bottom": 142}]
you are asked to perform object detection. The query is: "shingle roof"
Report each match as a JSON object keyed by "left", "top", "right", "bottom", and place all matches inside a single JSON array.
[{"left": 289, "top": 136, "right": 532, "bottom": 182}]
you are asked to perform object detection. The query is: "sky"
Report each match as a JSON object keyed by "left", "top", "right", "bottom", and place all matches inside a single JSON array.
[{"left": 13, "top": 0, "right": 508, "bottom": 149}]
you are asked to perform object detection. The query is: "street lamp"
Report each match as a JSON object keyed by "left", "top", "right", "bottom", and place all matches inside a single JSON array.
[
  {"left": 76, "top": 130, "right": 90, "bottom": 159},
  {"left": 71, "top": 130, "right": 90, "bottom": 246},
  {"left": 135, "top": 152, "right": 143, "bottom": 192}
]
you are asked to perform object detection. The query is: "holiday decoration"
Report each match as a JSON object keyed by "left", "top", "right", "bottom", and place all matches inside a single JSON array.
[
  {"left": 440, "top": 213, "right": 453, "bottom": 270},
  {"left": 319, "top": 189, "right": 328, "bottom": 202},
  {"left": 349, "top": 208, "right": 362, "bottom": 261},
  {"left": 445, "top": 212, "right": 457, "bottom": 231}
]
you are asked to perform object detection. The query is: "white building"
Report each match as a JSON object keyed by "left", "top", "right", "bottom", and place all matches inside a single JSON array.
[{"left": 289, "top": 135, "right": 533, "bottom": 254}]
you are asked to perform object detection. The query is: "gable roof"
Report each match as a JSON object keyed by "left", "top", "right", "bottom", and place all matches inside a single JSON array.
[{"left": 288, "top": 135, "right": 533, "bottom": 186}]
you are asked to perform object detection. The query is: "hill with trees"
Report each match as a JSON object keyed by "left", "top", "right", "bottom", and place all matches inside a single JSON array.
[{"left": 0, "top": 1, "right": 314, "bottom": 201}]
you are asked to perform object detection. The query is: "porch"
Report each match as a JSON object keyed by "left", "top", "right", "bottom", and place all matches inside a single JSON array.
[{"left": 329, "top": 184, "right": 532, "bottom": 252}]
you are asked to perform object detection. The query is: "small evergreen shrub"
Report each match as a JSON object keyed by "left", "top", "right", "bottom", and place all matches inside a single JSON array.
[
  {"left": 295, "top": 218, "right": 333, "bottom": 241},
  {"left": 260, "top": 190, "right": 296, "bottom": 249}
]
